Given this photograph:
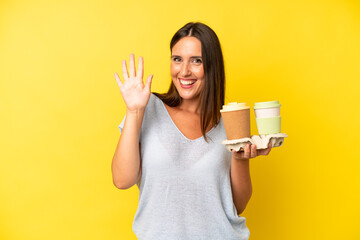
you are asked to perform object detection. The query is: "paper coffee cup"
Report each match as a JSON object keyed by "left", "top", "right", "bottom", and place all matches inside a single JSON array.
[
  {"left": 253, "top": 101, "right": 281, "bottom": 135},
  {"left": 220, "top": 102, "right": 250, "bottom": 140}
]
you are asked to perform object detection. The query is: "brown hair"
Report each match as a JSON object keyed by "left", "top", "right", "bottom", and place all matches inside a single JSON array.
[{"left": 153, "top": 22, "right": 225, "bottom": 142}]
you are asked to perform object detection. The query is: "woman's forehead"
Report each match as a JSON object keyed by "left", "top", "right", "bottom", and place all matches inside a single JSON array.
[{"left": 171, "top": 37, "right": 202, "bottom": 56}]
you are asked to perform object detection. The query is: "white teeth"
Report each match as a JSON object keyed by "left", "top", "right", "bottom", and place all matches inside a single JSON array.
[{"left": 180, "top": 79, "right": 196, "bottom": 85}]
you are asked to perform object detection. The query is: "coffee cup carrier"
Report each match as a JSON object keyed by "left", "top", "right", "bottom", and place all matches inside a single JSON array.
[{"left": 222, "top": 133, "right": 288, "bottom": 152}]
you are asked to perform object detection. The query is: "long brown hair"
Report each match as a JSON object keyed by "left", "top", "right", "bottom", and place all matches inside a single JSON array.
[{"left": 153, "top": 22, "right": 225, "bottom": 142}]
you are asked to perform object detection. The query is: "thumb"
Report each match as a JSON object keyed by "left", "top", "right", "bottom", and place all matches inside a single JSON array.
[{"left": 145, "top": 74, "right": 153, "bottom": 92}]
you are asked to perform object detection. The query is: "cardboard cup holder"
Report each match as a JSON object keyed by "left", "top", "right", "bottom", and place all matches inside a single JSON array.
[{"left": 222, "top": 133, "right": 288, "bottom": 152}]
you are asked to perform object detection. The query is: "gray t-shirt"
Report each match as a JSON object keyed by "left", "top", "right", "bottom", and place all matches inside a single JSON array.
[{"left": 118, "top": 93, "right": 250, "bottom": 240}]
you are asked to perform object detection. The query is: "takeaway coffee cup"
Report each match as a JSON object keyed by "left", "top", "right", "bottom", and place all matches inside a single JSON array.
[
  {"left": 220, "top": 102, "right": 251, "bottom": 140},
  {"left": 253, "top": 100, "right": 281, "bottom": 135}
]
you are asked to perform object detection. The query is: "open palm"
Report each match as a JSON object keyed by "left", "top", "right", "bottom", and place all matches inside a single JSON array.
[{"left": 115, "top": 54, "right": 153, "bottom": 112}]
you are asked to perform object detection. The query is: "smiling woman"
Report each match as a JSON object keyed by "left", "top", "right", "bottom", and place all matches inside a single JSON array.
[
  {"left": 154, "top": 23, "right": 225, "bottom": 142},
  {"left": 112, "top": 22, "right": 271, "bottom": 240}
]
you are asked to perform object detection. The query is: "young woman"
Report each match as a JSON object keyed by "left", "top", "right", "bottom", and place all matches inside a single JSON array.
[{"left": 112, "top": 22, "right": 272, "bottom": 240}]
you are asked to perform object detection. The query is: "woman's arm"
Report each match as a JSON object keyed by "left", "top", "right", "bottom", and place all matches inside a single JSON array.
[
  {"left": 230, "top": 155, "right": 252, "bottom": 215},
  {"left": 112, "top": 110, "right": 144, "bottom": 189},
  {"left": 111, "top": 54, "right": 153, "bottom": 189},
  {"left": 230, "top": 143, "right": 272, "bottom": 215}
]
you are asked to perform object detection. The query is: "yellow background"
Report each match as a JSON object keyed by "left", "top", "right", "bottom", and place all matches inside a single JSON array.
[{"left": 1, "top": 0, "right": 359, "bottom": 239}]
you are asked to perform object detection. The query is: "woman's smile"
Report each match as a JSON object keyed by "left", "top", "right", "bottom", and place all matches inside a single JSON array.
[{"left": 179, "top": 78, "right": 198, "bottom": 88}]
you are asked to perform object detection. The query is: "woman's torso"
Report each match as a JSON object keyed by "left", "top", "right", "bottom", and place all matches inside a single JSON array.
[{"left": 120, "top": 93, "right": 250, "bottom": 240}]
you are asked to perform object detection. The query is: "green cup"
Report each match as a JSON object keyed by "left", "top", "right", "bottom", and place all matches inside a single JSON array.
[{"left": 253, "top": 101, "right": 281, "bottom": 135}]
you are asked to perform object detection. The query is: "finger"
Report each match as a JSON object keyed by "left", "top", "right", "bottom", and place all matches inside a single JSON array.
[
  {"left": 122, "top": 60, "right": 129, "bottom": 80},
  {"left": 145, "top": 74, "right": 153, "bottom": 93},
  {"left": 243, "top": 144, "right": 250, "bottom": 159},
  {"left": 114, "top": 72, "right": 123, "bottom": 88},
  {"left": 129, "top": 53, "right": 136, "bottom": 77},
  {"left": 265, "top": 142, "right": 272, "bottom": 155},
  {"left": 264, "top": 142, "right": 272, "bottom": 155},
  {"left": 250, "top": 144, "right": 257, "bottom": 158},
  {"left": 259, "top": 143, "right": 272, "bottom": 156},
  {"left": 232, "top": 150, "right": 244, "bottom": 160},
  {"left": 137, "top": 56, "right": 144, "bottom": 79}
]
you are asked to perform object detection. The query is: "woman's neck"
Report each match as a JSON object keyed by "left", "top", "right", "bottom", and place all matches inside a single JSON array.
[{"left": 178, "top": 97, "right": 201, "bottom": 114}]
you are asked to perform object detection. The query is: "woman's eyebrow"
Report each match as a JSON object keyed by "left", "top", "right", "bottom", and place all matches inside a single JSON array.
[{"left": 171, "top": 55, "right": 202, "bottom": 58}]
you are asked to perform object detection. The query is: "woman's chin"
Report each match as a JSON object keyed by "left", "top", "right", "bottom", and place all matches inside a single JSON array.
[
  {"left": 178, "top": 91, "right": 200, "bottom": 101},
  {"left": 173, "top": 82, "right": 203, "bottom": 101}
]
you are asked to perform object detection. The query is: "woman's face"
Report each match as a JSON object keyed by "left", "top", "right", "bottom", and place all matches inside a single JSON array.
[{"left": 171, "top": 36, "right": 205, "bottom": 102}]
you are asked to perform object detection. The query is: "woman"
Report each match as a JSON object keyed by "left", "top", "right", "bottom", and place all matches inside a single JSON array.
[{"left": 112, "top": 22, "right": 272, "bottom": 240}]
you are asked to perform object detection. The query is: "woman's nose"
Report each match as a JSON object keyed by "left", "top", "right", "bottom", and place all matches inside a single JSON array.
[{"left": 180, "top": 62, "right": 191, "bottom": 76}]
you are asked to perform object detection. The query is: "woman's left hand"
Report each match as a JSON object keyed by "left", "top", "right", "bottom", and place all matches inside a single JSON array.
[{"left": 231, "top": 142, "right": 272, "bottom": 160}]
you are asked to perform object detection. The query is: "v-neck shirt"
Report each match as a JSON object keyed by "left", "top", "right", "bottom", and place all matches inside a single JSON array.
[
  {"left": 160, "top": 97, "right": 216, "bottom": 142},
  {"left": 118, "top": 93, "right": 250, "bottom": 240}
]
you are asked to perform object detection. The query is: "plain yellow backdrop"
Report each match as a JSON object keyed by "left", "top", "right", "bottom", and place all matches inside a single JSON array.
[{"left": 1, "top": 0, "right": 359, "bottom": 239}]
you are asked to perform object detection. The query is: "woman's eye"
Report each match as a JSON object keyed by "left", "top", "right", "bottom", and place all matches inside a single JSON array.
[{"left": 192, "top": 58, "right": 202, "bottom": 64}]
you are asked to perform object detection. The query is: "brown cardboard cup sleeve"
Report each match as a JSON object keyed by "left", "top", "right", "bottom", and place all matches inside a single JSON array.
[{"left": 221, "top": 109, "right": 250, "bottom": 140}]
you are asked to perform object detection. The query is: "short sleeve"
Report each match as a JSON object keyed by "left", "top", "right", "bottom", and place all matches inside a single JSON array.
[{"left": 118, "top": 115, "right": 126, "bottom": 133}]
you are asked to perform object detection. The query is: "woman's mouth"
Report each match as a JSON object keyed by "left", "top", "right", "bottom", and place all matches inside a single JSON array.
[{"left": 179, "top": 78, "right": 197, "bottom": 88}]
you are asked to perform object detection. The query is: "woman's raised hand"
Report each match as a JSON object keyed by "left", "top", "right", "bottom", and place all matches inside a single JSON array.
[{"left": 115, "top": 54, "right": 153, "bottom": 112}]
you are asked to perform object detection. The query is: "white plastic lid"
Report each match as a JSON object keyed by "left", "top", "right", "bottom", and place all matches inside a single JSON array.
[{"left": 220, "top": 102, "right": 250, "bottom": 112}]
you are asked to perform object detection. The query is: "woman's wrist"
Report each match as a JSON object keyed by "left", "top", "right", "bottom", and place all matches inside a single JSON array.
[
  {"left": 125, "top": 108, "right": 146, "bottom": 129},
  {"left": 126, "top": 108, "right": 146, "bottom": 115},
  {"left": 232, "top": 153, "right": 250, "bottom": 161}
]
